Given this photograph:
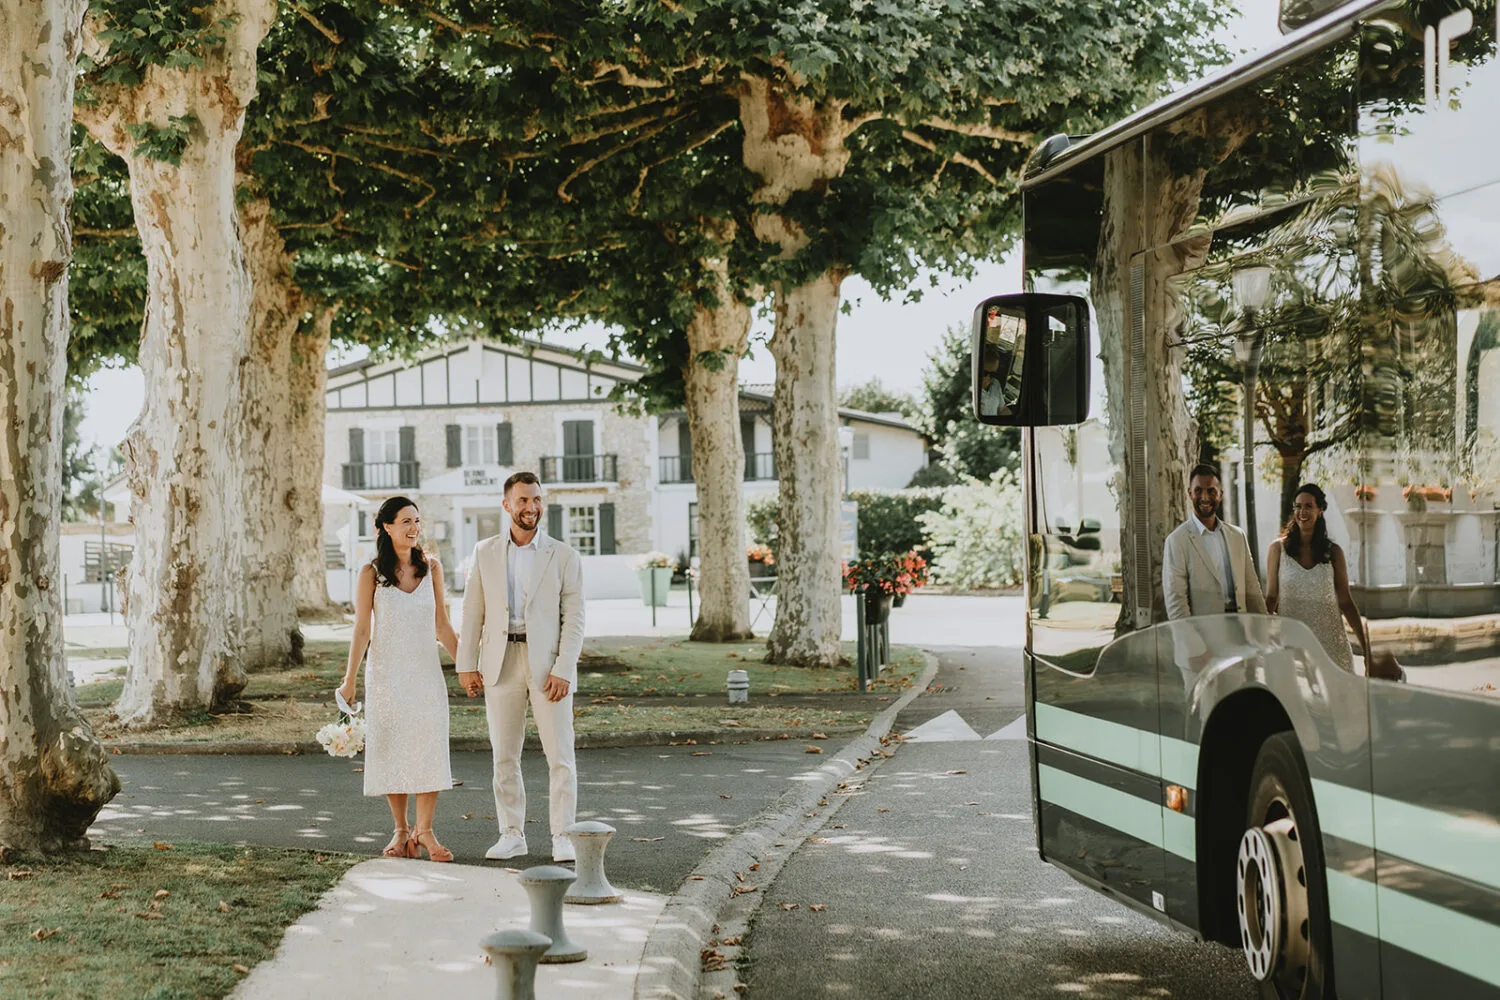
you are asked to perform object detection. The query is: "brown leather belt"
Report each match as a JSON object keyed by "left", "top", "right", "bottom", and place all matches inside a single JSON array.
[{"left": 507, "top": 632, "right": 527, "bottom": 643}]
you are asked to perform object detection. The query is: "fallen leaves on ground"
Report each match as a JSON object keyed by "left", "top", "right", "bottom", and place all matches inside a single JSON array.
[
  {"left": 632, "top": 836, "right": 665, "bottom": 843},
  {"left": 778, "top": 902, "right": 798, "bottom": 911},
  {"left": 669, "top": 739, "right": 698, "bottom": 746},
  {"left": 31, "top": 927, "right": 61, "bottom": 941},
  {"left": 720, "top": 793, "right": 733, "bottom": 799},
  {"left": 809, "top": 732, "right": 828, "bottom": 740},
  {"left": 153, "top": 890, "right": 170, "bottom": 899},
  {"left": 151, "top": 842, "right": 173, "bottom": 851},
  {"left": 217, "top": 901, "right": 231, "bottom": 913},
  {"left": 232, "top": 964, "right": 250, "bottom": 975},
  {"left": 730, "top": 885, "right": 759, "bottom": 896},
  {"left": 701, "top": 948, "right": 729, "bottom": 972},
  {"left": 804, "top": 745, "right": 823, "bottom": 754},
  {"left": 944, "top": 770, "right": 968, "bottom": 775},
  {"left": 691, "top": 751, "right": 712, "bottom": 756},
  {"left": 809, "top": 904, "right": 827, "bottom": 912}
]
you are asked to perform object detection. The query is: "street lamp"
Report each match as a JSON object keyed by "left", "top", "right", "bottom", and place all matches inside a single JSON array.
[{"left": 1231, "top": 266, "right": 1272, "bottom": 579}]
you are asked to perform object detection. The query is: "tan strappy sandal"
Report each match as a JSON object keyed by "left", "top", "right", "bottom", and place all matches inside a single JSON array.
[
  {"left": 383, "top": 827, "right": 412, "bottom": 858},
  {"left": 409, "top": 828, "right": 453, "bottom": 863}
]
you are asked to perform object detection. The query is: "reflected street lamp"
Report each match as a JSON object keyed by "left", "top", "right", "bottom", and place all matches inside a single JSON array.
[{"left": 1231, "top": 266, "right": 1272, "bottom": 579}]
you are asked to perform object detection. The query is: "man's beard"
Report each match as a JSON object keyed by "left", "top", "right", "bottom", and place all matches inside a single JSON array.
[
  {"left": 1195, "top": 500, "right": 1218, "bottom": 519},
  {"left": 514, "top": 511, "right": 540, "bottom": 529}
]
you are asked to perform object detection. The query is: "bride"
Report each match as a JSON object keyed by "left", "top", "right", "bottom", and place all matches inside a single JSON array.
[
  {"left": 338, "top": 496, "right": 460, "bottom": 861},
  {"left": 1265, "top": 483, "right": 1371, "bottom": 673}
]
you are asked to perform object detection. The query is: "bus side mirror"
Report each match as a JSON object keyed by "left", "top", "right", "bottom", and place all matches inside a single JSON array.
[{"left": 971, "top": 293, "right": 1090, "bottom": 426}]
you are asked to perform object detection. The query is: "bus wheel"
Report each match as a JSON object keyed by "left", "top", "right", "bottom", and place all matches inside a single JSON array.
[{"left": 1236, "top": 732, "right": 1331, "bottom": 1000}]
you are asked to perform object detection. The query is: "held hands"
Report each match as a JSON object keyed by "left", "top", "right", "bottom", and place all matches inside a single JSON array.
[
  {"left": 543, "top": 675, "right": 571, "bottom": 703},
  {"left": 457, "top": 671, "right": 483, "bottom": 697}
]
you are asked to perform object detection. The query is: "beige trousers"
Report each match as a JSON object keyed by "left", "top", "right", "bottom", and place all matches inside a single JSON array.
[{"left": 483, "top": 641, "right": 577, "bottom": 839}]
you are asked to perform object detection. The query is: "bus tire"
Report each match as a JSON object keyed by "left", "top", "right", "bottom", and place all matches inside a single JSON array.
[{"left": 1236, "top": 731, "right": 1332, "bottom": 1000}]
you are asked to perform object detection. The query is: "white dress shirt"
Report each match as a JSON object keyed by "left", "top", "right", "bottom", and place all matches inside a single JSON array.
[
  {"left": 1189, "top": 515, "right": 1237, "bottom": 610},
  {"left": 506, "top": 535, "right": 537, "bottom": 633}
]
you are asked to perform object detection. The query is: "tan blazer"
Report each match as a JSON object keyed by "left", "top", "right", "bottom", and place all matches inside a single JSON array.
[
  {"left": 1162, "top": 518, "right": 1267, "bottom": 621},
  {"left": 455, "top": 532, "right": 585, "bottom": 687}
]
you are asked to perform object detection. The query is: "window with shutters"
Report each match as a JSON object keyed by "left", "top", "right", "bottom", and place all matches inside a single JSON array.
[
  {"left": 366, "top": 428, "right": 400, "bottom": 463},
  {"left": 565, "top": 505, "right": 598, "bottom": 555},
  {"left": 464, "top": 425, "right": 497, "bottom": 466}
]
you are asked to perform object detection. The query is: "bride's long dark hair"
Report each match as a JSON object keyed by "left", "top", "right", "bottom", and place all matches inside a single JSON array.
[
  {"left": 373, "top": 495, "right": 429, "bottom": 587},
  {"left": 1281, "top": 483, "right": 1334, "bottom": 565}
]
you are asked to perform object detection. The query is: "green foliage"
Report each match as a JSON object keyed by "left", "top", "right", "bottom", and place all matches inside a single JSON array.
[
  {"left": 918, "top": 470, "right": 1024, "bottom": 588},
  {"left": 79, "top": 1, "right": 235, "bottom": 90},
  {"left": 906, "top": 462, "right": 958, "bottom": 488},
  {"left": 845, "top": 488, "right": 946, "bottom": 557},
  {"left": 61, "top": 388, "right": 102, "bottom": 522},
  {"left": 840, "top": 378, "right": 917, "bottom": 418},
  {"left": 121, "top": 115, "right": 197, "bottom": 166},
  {"left": 745, "top": 492, "right": 781, "bottom": 553}
]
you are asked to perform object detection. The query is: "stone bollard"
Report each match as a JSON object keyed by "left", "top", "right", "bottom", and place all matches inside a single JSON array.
[
  {"left": 479, "top": 929, "right": 551, "bottom": 1000},
  {"left": 726, "top": 668, "right": 750, "bottom": 704},
  {"left": 519, "top": 866, "right": 588, "bottom": 963},
  {"left": 562, "top": 821, "right": 623, "bottom": 904}
]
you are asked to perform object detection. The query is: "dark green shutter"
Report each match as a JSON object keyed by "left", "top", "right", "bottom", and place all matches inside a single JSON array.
[
  {"left": 547, "top": 504, "right": 563, "bottom": 540},
  {"left": 399, "top": 425, "right": 415, "bottom": 461},
  {"left": 741, "top": 416, "right": 756, "bottom": 478},
  {"left": 348, "top": 427, "right": 364, "bottom": 464},
  {"left": 496, "top": 422, "right": 513, "bottom": 465},
  {"left": 358, "top": 510, "right": 368, "bottom": 536},
  {"left": 446, "top": 424, "right": 461, "bottom": 467},
  {"left": 599, "top": 503, "right": 616, "bottom": 555}
]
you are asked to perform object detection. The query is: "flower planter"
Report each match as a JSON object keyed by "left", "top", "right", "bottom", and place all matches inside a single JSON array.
[
  {"left": 748, "top": 559, "right": 772, "bottom": 580},
  {"left": 892, "top": 593, "right": 907, "bottom": 608},
  {"left": 863, "top": 589, "right": 893, "bottom": 625},
  {"left": 636, "top": 567, "right": 673, "bottom": 607}
]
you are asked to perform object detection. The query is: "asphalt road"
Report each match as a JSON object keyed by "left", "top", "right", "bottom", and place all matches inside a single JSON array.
[
  {"left": 746, "top": 647, "right": 1258, "bottom": 1000},
  {"left": 88, "top": 741, "right": 827, "bottom": 894}
]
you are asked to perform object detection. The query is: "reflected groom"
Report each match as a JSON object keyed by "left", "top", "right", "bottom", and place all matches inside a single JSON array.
[
  {"left": 1162, "top": 464, "right": 1267, "bottom": 620},
  {"left": 456, "top": 471, "right": 585, "bottom": 862}
]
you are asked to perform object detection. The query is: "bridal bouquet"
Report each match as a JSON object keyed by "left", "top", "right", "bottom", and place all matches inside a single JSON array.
[{"left": 317, "top": 691, "right": 366, "bottom": 758}]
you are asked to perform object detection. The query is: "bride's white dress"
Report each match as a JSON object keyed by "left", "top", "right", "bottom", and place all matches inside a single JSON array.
[
  {"left": 363, "top": 572, "right": 453, "bottom": 796},
  {"left": 1278, "top": 557, "right": 1354, "bottom": 672}
]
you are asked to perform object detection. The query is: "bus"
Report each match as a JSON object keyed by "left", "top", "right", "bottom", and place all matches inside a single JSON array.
[{"left": 973, "top": 2, "right": 1500, "bottom": 998}]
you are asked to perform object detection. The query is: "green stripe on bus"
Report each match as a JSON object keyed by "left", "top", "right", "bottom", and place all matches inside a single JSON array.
[
  {"left": 1037, "top": 763, "right": 1195, "bottom": 862},
  {"left": 1376, "top": 882, "right": 1500, "bottom": 988},
  {"left": 1314, "top": 779, "right": 1500, "bottom": 895},
  {"left": 1034, "top": 703, "right": 1199, "bottom": 789},
  {"left": 1326, "top": 870, "right": 1380, "bottom": 939}
]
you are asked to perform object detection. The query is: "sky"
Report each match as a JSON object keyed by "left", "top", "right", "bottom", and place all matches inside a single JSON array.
[{"left": 76, "top": 0, "right": 1283, "bottom": 452}]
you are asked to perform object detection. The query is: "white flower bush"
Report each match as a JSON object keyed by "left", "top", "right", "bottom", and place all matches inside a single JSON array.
[
  {"left": 633, "top": 551, "right": 677, "bottom": 570},
  {"left": 316, "top": 714, "right": 366, "bottom": 758}
]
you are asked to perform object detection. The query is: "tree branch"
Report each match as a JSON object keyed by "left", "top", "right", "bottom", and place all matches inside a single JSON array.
[
  {"left": 626, "top": 119, "right": 735, "bottom": 212},
  {"left": 292, "top": 4, "right": 342, "bottom": 45},
  {"left": 899, "top": 130, "right": 998, "bottom": 185},
  {"left": 916, "top": 117, "right": 1032, "bottom": 145},
  {"left": 276, "top": 139, "right": 438, "bottom": 208},
  {"left": 556, "top": 115, "right": 687, "bottom": 203},
  {"left": 74, "top": 226, "right": 136, "bottom": 238}
]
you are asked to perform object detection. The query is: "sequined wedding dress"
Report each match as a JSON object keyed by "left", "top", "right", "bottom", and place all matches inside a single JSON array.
[
  {"left": 1278, "top": 557, "right": 1354, "bottom": 672},
  {"left": 363, "top": 572, "right": 453, "bottom": 796}
]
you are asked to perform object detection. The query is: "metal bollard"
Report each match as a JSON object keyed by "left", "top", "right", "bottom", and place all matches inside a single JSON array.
[
  {"left": 562, "top": 821, "right": 623, "bottom": 904},
  {"left": 726, "top": 668, "right": 750, "bottom": 704},
  {"left": 519, "top": 865, "right": 588, "bottom": 963},
  {"left": 479, "top": 929, "right": 551, "bottom": 1000}
]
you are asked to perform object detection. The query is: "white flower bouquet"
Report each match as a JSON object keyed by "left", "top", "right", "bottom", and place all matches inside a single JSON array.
[{"left": 318, "top": 690, "right": 366, "bottom": 758}]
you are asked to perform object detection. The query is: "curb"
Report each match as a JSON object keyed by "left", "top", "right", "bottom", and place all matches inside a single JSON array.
[
  {"left": 102, "top": 725, "right": 870, "bottom": 757},
  {"left": 632, "top": 649, "right": 940, "bottom": 1000}
]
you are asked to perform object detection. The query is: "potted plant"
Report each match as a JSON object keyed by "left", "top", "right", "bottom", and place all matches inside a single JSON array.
[
  {"left": 843, "top": 553, "right": 906, "bottom": 624},
  {"left": 1354, "top": 484, "right": 1378, "bottom": 504},
  {"left": 633, "top": 552, "right": 677, "bottom": 607},
  {"left": 747, "top": 543, "right": 775, "bottom": 580}
]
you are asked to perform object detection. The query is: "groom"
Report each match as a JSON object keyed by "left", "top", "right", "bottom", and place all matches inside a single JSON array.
[{"left": 456, "top": 471, "right": 586, "bottom": 862}]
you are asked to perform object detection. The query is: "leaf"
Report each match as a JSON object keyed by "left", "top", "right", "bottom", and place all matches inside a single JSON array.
[
  {"left": 730, "top": 884, "right": 759, "bottom": 896},
  {"left": 232, "top": 964, "right": 250, "bottom": 974},
  {"left": 719, "top": 793, "right": 733, "bottom": 799},
  {"left": 778, "top": 902, "right": 798, "bottom": 911},
  {"left": 690, "top": 751, "right": 712, "bottom": 756},
  {"left": 810, "top": 732, "right": 828, "bottom": 739},
  {"left": 152, "top": 842, "right": 173, "bottom": 851},
  {"left": 217, "top": 901, "right": 231, "bottom": 913},
  {"left": 804, "top": 745, "right": 824, "bottom": 754},
  {"left": 632, "top": 836, "right": 665, "bottom": 842},
  {"left": 134, "top": 912, "right": 164, "bottom": 920},
  {"left": 461, "top": 813, "right": 473, "bottom": 820},
  {"left": 809, "top": 904, "right": 827, "bottom": 912},
  {"left": 8, "top": 870, "right": 34, "bottom": 880},
  {"left": 31, "top": 927, "right": 62, "bottom": 941},
  {"left": 944, "top": 770, "right": 967, "bottom": 775},
  {"left": 154, "top": 890, "right": 171, "bottom": 899}
]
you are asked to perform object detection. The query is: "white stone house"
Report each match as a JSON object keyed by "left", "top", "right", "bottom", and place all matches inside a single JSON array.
[{"left": 325, "top": 339, "right": 930, "bottom": 598}]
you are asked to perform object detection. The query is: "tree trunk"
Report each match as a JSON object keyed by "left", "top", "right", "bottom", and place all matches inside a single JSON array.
[
  {"left": 738, "top": 77, "right": 852, "bottom": 667},
  {"left": 764, "top": 272, "right": 848, "bottom": 667},
  {"left": 1278, "top": 449, "right": 1305, "bottom": 527},
  {"left": 292, "top": 307, "right": 339, "bottom": 619},
  {"left": 684, "top": 251, "right": 754, "bottom": 642},
  {"left": 79, "top": 0, "right": 277, "bottom": 723},
  {"left": 0, "top": 0, "right": 121, "bottom": 854},
  {"left": 238, "top": 196, "right": 305, "bottom": 665}
]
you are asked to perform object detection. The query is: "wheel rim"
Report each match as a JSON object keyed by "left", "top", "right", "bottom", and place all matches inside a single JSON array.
[{"left": 1237, "top": 803, "right": 1312, "bottom": 994}]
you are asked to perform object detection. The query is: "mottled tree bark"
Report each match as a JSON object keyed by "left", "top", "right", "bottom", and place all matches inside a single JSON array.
[
  {"left": 291, "top": 307, "right": 338, "bottom": 619},
  {"left": 738, "top": 76, "right": 853, "bottom": 667},
  {"left": 78, "top": 0, "right": 277, "bottom": 722},
  {"left": 684, "top": 247, "right": 755, "bottom": 642},
  {"left": 0, "top": 0, "right": 121, "bottom": 853}
]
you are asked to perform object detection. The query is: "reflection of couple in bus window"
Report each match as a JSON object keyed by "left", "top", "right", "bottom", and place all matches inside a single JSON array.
[
  {"left": 979, "top": 306, "right": 1025, "bottom": 416},
  {"left": 1162, "top": 465, "right": 1266, "bottom": 620}
]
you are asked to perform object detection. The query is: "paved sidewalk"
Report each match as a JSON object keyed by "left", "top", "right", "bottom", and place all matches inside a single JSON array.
[{"left": 232, "top": 858, "right": 665, "bottom": 1000}]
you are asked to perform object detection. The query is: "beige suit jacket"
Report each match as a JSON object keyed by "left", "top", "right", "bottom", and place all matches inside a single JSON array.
[
  {"left": 1162, "top": 517, "right": 1267, "bottom": 621},
  {"left": 455, "top": 532, "right": 586, "bottom": 688}
]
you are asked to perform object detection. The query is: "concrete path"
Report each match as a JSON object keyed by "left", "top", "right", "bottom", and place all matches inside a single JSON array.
[{"left": 232, "top": 858, "right": 665, "bottom": 1000}]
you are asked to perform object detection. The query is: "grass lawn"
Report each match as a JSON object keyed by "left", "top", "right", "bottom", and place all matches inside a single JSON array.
[
  {"left": 74, "top": 637, "right": 922, "bottom": 747},
  {"left": 0, "top": 842, "right": 358, "bottom": 1000}
]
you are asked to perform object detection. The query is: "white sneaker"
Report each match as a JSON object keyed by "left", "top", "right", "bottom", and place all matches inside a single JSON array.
[
  {"left": 486, "top": 831, "right": 528, "bottom": 860},
  {"left": 552, "top": 835, "right": 576, "bottom": 863}
]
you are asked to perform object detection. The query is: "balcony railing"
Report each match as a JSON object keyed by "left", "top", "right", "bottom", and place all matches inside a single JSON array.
[
  {"left": 343, "top": 461, "right": 420, "bottom": 490},
  {"left": 660, "top": 455, "right": 693, "bottom": 483},
  {"left": 745, "top": 452, "right": 776, "bottom": 481},
  {"left": 540, "top": 454, "right": 618, "bottom": 484}
]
